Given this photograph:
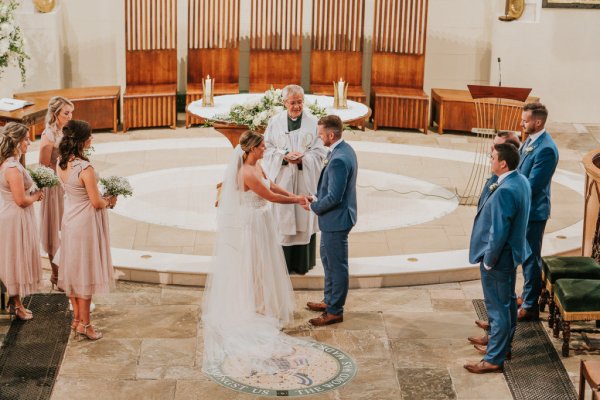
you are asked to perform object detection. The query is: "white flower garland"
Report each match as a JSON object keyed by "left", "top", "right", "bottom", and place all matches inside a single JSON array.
[{"left": 0, "top": 0, "right": 28, "bottom": 83}]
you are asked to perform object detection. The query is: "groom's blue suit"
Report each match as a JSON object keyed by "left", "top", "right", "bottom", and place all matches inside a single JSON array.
[
  {"left": 470, "top": 171, "right": 531, "bottom": 365},
  {"left": 310, "top": 140, "right": 357, "bottom": 316}
]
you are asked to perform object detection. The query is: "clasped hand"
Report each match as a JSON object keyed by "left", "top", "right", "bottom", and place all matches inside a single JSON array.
[
  {"left": 297, "top": 194, "right": 314, "bottom": 210},
  {"left": 284, "top": 152, "right": 303, "bottom": 164}
]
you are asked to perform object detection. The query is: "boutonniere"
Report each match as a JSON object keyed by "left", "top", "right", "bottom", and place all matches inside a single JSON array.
[
  {"left": 323, "top": 159, "right": 329, "bottom": 167},
  {"left": 489, "top": 183, "right": 499, "bottom": 193},
  {"left": 525, "top": 146, "right": 535, "bottom": 154}
]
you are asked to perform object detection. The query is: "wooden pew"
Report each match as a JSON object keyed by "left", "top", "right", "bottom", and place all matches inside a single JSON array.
[
  {"left": 123, "top": 0, "right": 177, "bottom": 132},
  {"left": 249, "top": 0, "right": 303, "bottom": 93},
  {"left": 309, "top": 0, "right": 367, "bottom": 105},
  {"left": 371, "top": 0, "right": 429, "bottom": 133},
  {"left": 186, "top": 0, "right": 240, "bottom": 128}
]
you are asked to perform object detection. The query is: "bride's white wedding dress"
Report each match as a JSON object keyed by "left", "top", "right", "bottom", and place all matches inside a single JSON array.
[{"left": 202, "top": 146, "right": 300, "bottom": 377}]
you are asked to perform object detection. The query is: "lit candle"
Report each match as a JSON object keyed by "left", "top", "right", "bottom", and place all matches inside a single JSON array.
[
  {"left": 337, "top": 77, "right": 345, "bottom": 104},
  {"left": 205, "top": 75, "right": 212, "bottom": 98}
]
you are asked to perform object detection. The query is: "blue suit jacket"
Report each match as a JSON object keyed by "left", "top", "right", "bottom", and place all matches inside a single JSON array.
[
  {"left": 469, "top": 171, "right": 531, "bottom": 269},
  {"left": 310, "top": 140, "right": 358, "bottom": 232},
  {"left": 517, "top": 131, "right": 559, "bottom": 222}
]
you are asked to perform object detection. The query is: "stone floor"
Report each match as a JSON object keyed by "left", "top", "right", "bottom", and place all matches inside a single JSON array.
[
  {"left": 3, "top": 120, "right": 598, "bottom": 399},
  {"left": 0, "top": 268, "right": 595, "bottom": 399}
]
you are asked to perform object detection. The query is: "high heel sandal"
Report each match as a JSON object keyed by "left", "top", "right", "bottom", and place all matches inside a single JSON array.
[
  {"left": 9, "top": 305, "right": 33, "bottom": 321},
  {"left": 76, "top": 323, "right": 103, "bottom": 341},
  {"left": 71, "top": 318, "right": 80, "bottom": 332},
  {"left": 50, "top": 263, "right": 64, "bottom": 292}
]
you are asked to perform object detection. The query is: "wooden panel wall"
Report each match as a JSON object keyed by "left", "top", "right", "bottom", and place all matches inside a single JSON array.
[
  {"left": 371, "top": 0, "right": 428, "bottom": 88},
  {"left": 188, "top": 0, "right": 240, "bottom": 85},
  {"left": 310, "top": 0, "right": 365, "bottom": 86},
  {"left": 125, "top": 0, "right": 177, "bottom": 86},
  {"left": 249, "top": 0, "right": 303, "bottom": 88}
]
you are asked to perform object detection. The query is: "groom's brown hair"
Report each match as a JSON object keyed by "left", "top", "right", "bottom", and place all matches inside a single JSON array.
[{"left": 318, "top": 115, "right": 343, "bottom": 139}]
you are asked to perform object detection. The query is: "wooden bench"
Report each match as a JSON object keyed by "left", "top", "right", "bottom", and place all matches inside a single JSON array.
[
  {"left": 552, "top": 278, "right": 600, "bottom": 356},
  {"left": 14, "top": 86, "right": 120, "bottom": 133},
  {"left": 538, "top": 256, "right": 600, "bottom": 329}
]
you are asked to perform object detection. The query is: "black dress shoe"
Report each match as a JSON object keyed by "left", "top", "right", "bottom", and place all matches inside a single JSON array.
[{"left": 517, "top": 307, "right": 539, "bottom": 321}]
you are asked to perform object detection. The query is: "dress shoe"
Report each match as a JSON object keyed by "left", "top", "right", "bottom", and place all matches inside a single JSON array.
[
  {"left": 475, "top": 320, "right": 490, "bottom": 330},
  {"left": 306, "top": 302, "right": 327, "bottom": 312},
  {"left": 473, "top": 344, "right": 512, "bottom": 360},
  {"left": 517, "top": 296, "right": 523, "bottom": 307},
  {"left": 309, "top": 312, "right": 343, "bottom": 326},
  {"left": 517, "top": 307, "right": 539, "bottom": 322},
  {"left": 464, "top": 360, "right": 503, "bottom": 374},
  {"left": 467, "top": 334, "right": 489, "bottom": 346}
]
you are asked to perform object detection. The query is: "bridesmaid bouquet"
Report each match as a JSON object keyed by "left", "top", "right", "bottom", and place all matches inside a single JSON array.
[
  {"left": 99, "top": 176, "right": 133, "bottom": 198},
  {"left": 27, "top": 166, "right": 60, "bottom": 193}
]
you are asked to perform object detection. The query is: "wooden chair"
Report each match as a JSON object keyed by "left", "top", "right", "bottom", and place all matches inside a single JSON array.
[
  {"left": 249, "top": 0, "right": 303, "bottom": 93},
  {"left": 580, "top": 360, "right": 600, "bottom": 400},
  {"left": 123, "top": 0, "right": 177, "bottom": 132},
  {"left": 309, "top": 0, "right": 366, "bottom": 105},
  {"left": 186, "top": 0, "right": 240, "bottom": 128},
  {"left": 371, "top": 0, "right": 429, "bottom": 133}
]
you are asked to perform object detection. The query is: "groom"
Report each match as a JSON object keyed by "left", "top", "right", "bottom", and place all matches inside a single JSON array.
[{"left": 302, "top": 115, "right": 358, "bottom": 326}]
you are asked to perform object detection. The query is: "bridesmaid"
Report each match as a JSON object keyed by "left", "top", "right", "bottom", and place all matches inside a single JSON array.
[
  {"left": 38, "top": 96, "right": 74, "bottom": 289},
  {"left": 56, "top": 120, "right": 116, "bottom": 340},
  {"left": 0, "top": 123, "right": 44, "bottom": 320}
]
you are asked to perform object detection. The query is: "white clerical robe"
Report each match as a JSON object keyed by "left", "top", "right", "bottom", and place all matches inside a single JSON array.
[{"left": 262, "top": 110, "right": 327, "bottom": 245}]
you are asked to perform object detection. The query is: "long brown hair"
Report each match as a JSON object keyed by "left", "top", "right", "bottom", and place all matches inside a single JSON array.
[
  {"left": 0, "top": 122, "right": 29, "bottom": 165},
  {"left": 58, "top": 120, "right": 92, "bottom": 170}
]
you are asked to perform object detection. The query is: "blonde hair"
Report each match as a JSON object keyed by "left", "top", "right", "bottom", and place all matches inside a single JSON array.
[
  {"left": 45, "top": 96, "right": 74, "bottom": 132},
  {"left": 239, "top": 131, "right": 264, "bottom": 162},
  {"left": 0, "top": 122, "right": 29, "bottom": 165}
]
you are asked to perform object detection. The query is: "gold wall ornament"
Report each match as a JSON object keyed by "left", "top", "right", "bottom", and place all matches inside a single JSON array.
[
  {"left": 33, "top": 0, "right": 57, "bottom": 13},
  {"left": 499, "top": 0, "right": 525, "bottom": 21}
]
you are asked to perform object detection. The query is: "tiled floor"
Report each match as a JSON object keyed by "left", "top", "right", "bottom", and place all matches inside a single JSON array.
[{"left": 6, "top": 121, "right": 600, "bottom": 399}]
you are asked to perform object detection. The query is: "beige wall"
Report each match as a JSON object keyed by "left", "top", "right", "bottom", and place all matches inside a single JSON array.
[{"left": 2, "top": 0, "right": 598, "bottom": 123}]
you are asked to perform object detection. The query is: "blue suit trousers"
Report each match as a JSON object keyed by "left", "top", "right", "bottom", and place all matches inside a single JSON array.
[
  {"left": 521, "top": 220, "right": 547, "bottom": 310},
  {"left": 320, "top": 230, "right": 350, "bottom": 316},
  {"left": 481, "top": 251, "right": 517, "bottom": 365}
]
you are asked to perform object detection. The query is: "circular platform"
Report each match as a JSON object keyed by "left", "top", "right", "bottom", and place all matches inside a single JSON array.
[{"left": 28, "top": 132, "right": 583, "bottom": 288}]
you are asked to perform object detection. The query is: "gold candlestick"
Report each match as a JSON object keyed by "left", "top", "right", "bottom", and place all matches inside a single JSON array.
[
  {"left": 202, "top": 75, "right": 214, "bottom": 107},
  {"left": 333, "top": 79, "right": 348, "bottom": 109}
]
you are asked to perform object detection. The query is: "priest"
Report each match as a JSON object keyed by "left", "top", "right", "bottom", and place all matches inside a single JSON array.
[{"left": 262, "top": 85, "right": 327, "bottom": 274}]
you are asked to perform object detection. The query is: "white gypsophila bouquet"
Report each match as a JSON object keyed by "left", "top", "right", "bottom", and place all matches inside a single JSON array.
[
  {"left": 0, "top": 0, "right": 28, "bottom": 83},
  {"left": 27, "top": 165, "right": 59, "bottom": 193},
  {"left": 99, "top": 176, "right": 133, "bottom": 198},
  {"left": 214, "top": 88, "right": 327, "bottom": 130}
]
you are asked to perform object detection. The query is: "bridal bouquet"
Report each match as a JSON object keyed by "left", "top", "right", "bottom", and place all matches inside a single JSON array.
[
  {"left": 27, "top": 166, "right": 59, "bottom": 193},
  {"left": 214, "top": 88, "right": 327, "bottom": 130},
  {"left": 99, "top": 176, "right": 133, "bottom": 198}
]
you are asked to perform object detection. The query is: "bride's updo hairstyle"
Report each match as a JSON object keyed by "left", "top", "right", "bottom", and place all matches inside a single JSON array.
[
  {"left": 0, "top": 122, "right": 29, "bottom": 165},
  {"left": 239, "top": 130, "right": 264, "bottom": 162},
  {"left": 58, "top": 120, "right": 92, "bottom": 170}
]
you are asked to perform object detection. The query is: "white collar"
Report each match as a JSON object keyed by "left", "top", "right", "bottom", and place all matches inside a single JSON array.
[
  {"left": 527, "top": 129, "right": 545, "bottom": 145},
  {"left": 497, "top": 169, "right": 516, "bottom": 184},
  {"left": 329, "top": 138, "right": 344, "bottom": 152}
]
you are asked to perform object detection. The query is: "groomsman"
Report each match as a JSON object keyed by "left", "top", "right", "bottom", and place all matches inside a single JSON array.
[
  {"left": 516, "top": 103, "right": 559, "bottom": 321},
  {"left": 303, "top": 115, "right": 358, "bottom": 326},
  {"left": 465, "top": 144, "right": 531, "bottom": 373}
]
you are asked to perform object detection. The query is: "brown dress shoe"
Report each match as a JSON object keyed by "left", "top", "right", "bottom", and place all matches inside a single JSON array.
[
  {"left": 464, "top": 360, "right": 503, "bottom": 374},
  {"left": 306, "top": 302, "right": 327, "bottom": 312},
  {"left": 309, "top": 312, "right": 343, "bottom": 326},
  {"left": 475, "top": 320, "right": 490, "bottom": 330},
  {"left": 473, "top": 344, "right": 512, "bottom": 360},
  {"left": 517, "top": 296, "right": 523, "bottom": 307},
  {"left": 467, "top": 334, "right": 489, "bottom": 346},
  {"left": 517, "top": 307, "right": 539, "bottom": 322}
]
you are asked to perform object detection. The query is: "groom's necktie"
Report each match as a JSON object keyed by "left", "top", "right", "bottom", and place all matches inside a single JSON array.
[{"left": 520, "top": 137, "right": 532, "bottom": 155}]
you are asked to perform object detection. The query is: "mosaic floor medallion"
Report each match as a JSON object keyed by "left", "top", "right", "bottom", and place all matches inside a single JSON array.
[{"left": 206, "top": 341, "right": 357, "bottom": 397}]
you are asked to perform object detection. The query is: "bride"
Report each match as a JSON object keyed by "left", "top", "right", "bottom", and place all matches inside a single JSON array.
[{"left": 202, "top": 131, "right": 309, "bottom": 377}]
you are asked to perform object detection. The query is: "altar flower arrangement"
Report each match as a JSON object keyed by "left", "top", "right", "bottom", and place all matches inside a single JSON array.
[
  {"left": 0, "top": 0, "right": 28, "bottom": 83},
  {"left": 27, "top": 165, "right": 59, "bottom": 193},
  {"left": 214, "top": 88, "right": 327, "bottom": 130},
  {"left": 99, "top": 176, "right": 133, "bottom": 198}
]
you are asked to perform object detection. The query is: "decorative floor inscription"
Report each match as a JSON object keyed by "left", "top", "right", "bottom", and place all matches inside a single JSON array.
[{"left": 206, "top": 341, "right": 357, "bottom": 397}]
